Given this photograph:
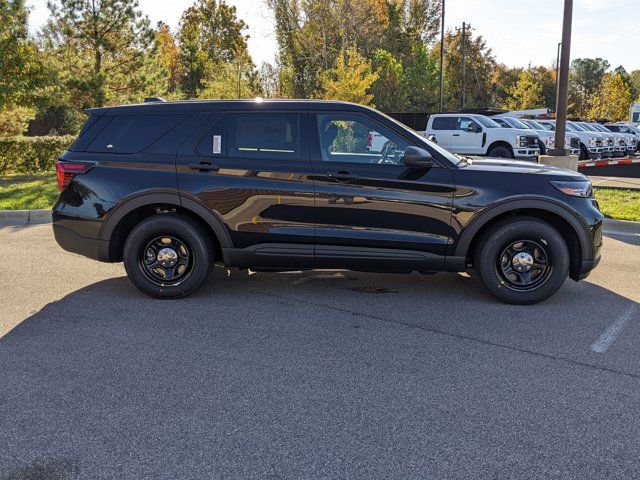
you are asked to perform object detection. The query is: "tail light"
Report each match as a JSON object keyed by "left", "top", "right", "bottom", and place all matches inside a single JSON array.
[
  {"left": 55, "top": 161, "right": 92, "bottom": 192},
  {"left": 367, "top": 133, "right": 373, "bottom": 147}
]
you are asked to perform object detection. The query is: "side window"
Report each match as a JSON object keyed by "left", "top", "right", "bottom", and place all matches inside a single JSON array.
[
  {"left": 457, "top": 116, "right": 479, "bottom": 131},
  {"left": 493, "top": 118, "right": 509, "bottom": 128},
  {"left": 86, "top": 115, "right": 189, "bottom": 153},
  {"left": 432, "top": 117, "right": 455, "bottom": 130},
  {"left": 228, "top": 113, "right": 299, "bottom": 160},
  {"left": 316, "top": 114, "right": 410, "bottom": 165}
]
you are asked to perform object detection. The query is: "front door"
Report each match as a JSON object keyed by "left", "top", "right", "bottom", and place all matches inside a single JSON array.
[
  {"left": 454, "top": 116, "right": 483, "bottom": 154},
  {"left": 310, "top": 112, "right": 455, "bottom": 271},
  {"left": 176, "top": 110, "right": 316, "bottom": 268}
]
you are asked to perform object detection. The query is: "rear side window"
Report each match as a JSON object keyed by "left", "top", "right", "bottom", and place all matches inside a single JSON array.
[
  {"left": 431, "top": 117, "right": 456, "bottom": 130},
  {"left": 86, "top": 115, "right": 188, "bottom": 153},
  {"left": 228, "top": 113, "right": 299, "bottom": 160}
]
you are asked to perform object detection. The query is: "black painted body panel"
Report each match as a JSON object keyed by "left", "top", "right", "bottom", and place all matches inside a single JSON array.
[{"left": 52, "top": 100, "right": 603, "bottom": 279}]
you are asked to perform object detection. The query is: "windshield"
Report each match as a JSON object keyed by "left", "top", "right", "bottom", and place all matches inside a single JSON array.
[
  {"left": 505, "top": 117, "right": 530, "bottom": 129},
  {"left": 568, "top": 122, "right": 584, "bottom": 132},
  {"left": 593, "top": 124, "right": 610, "bottom": 133},
  {"left": 539, "top": 122, "right": 555, "bottom": 131},
  {"left": 580, "top": 123, "right": 599, "bottom": 132},
  {"left": 475, "top": 115, "right": 501, "bottom": 128},
  {"left": 523, "top": 120, "right": 545, "bottom": 130}
]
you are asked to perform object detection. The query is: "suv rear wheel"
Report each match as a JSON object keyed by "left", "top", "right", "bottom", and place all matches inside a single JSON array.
[
  {"left": 473, "top": 217, "right": 569, "bottom": 304},
  {"left": 123, "top": 214, "right": 214, "bottom": 298}
]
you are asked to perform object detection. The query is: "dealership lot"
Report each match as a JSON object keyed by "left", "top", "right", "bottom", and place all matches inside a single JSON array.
[{"left": 1, "top": 224, "right": 640, "bottom": 479}]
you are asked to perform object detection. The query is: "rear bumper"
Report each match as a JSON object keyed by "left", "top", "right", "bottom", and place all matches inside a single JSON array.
[{"left": 53, "top": 223, "right": 110, "bottom": 262}]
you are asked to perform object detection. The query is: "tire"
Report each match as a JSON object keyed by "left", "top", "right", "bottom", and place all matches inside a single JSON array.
[
  {"left": 123, "top": 214, "right": 214, "bottom": 298},
  {"left": 473, "top": 217, "right": 569, "bottom": 305},
  {"left": 487, "top": 144, "right": 514, "bottom": 159}
]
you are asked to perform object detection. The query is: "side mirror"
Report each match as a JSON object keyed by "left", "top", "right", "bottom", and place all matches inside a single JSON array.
[
  {"left": 404, "top": 146, "right": 434, "bottom": 168},
  {"left": 467, "top": 123, "right": 481, "bottom": 133}
]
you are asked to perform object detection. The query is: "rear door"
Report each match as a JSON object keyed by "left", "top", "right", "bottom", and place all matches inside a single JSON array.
[
  {"left": 176, "top": 110, "right": 316, "bottom": 268},
  {"left": 310, "top": 111, "right": 455, "bottom": 271}
]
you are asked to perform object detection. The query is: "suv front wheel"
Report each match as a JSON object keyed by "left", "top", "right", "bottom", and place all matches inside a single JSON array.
[
  {"left": 123, "top": 214, "right": 214, "bottom": 298},
  {"left": 474, "top": 217, "right": 569, "bottom": 304}
]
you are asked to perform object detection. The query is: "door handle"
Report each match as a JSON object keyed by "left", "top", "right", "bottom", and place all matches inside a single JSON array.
[
  {"left": 188, "top": 161, "right": 220, "bottom": 172},
  {"left": 327, "top": 171, "right": 358, "bottom": 182},
  {"left": 452, "top": 133, "right": 460, "bottom": 136}
]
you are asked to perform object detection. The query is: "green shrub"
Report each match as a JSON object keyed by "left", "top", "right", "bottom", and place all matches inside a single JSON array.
[{"left": 0, "top": 135, "right": 75, "bottom": 174}]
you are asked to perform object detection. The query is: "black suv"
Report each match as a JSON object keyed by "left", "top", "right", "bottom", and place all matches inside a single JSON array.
[{"left": 53, "top": 100, "right": 603, "bottom": 304}]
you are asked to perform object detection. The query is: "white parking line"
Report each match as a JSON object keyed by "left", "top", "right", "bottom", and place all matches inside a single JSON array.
[{"left": 590, "top": 306, "right": 637, "bottom": 354}]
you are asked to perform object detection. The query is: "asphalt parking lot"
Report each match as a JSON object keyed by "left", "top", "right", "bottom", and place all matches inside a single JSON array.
[{"left": 1, "top": 224, "right": 639, "bottom": 479}]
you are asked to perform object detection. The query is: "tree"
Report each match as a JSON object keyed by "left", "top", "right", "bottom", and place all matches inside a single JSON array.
[
  {"left": 44, "top": 0, "right": 156, "bottom": 107},
  {"left": 0, "top": 0, "right": 51, "bottom": 109},
  {"left": 402, "top": 43, "right": 439, "bottom": 112},
  {"left": 370, "top": 49, "right": 406, "bottom": 111},
  {"left": 268, "top": 0, "right": 442, "bottom": 102},
  {"left": 629, "top": 70, "right": 640, "bottom": 101},
  {"left": 569, "top": 57, "right": 610, "bottom": 117},
  {"left": 587, "top": 73, "right": 633, "bottom": 121},
  {"left": 502, "top": 66, "right": 555, "bottom": 111},
  {"left": 504, "top": 69, "right": 544, "bottom": 110},
  {"left": 155, "top": 23, "right": 181, "bottom": 94},
  {"left": 177, "top": 0, "right": 253, "bottom": 98},
  {"left": 321, "top": 47, "right": 378, "bottom": 106},
  {"left": 432, "top": 29, "right": 496, "bottom": 110}
]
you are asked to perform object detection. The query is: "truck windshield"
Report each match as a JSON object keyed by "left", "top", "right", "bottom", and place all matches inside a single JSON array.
[
  {"left": 505, "top": 118, "right": 530, "bottom": 129},
  {"left": 568, "top": 122, "right": 584, "bottom": 132},
  {"left": 525, "top": 120, "right": 546, "bottom": 130},
  {"left": 475, "top": 116, "right": 501, "bottom": 128},
  {"left": 582, "top": 123, "right": 600, "bottom": 132}
]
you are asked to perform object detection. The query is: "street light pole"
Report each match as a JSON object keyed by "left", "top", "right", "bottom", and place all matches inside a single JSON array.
[
  {"left": 550, "top": 0, "right": 573, "bottom": 156},
  {"left": 438, "top": 0, "right": 445, "bottom": 112}
]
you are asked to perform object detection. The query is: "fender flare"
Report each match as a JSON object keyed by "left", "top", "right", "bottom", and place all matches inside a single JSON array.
[
  {"left": 98, "top": 190, "right": 233, "bottom": 249},
  {"left": 454, "top": 197, "right": 593, "bottom": 259}
]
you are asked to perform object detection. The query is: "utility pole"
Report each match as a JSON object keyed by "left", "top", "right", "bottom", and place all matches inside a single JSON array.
[
  {"left": 438, "top": 0, "right": 445, "bottom": 112},
  {"left": 550, "top": 0, "right": 573, "bottom": 156},
  {"left": 461, "top": 22, "right": 467, "bottom": 111},
  {"left": 554, "top": 42, "right": 561, "bottom": 107}
]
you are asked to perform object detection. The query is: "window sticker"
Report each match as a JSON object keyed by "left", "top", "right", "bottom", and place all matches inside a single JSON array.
[{"left": 212, "top": 135, "right": 221, "bottom": 154}]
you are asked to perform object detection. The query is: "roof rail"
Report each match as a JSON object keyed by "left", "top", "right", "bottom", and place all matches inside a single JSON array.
[{"left": 144, "top": 97, "right": 167, "bottom": 103}]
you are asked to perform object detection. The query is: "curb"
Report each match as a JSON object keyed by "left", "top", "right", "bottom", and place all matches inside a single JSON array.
[
  {"left": 0, "top": 209, "right": 52, "bottom": 227},
  {"left": 0, "top": 209, "right": 638, "bottom": 236},
  {"left": 602, "top": 218, "right": 640, "bottom": 236}
]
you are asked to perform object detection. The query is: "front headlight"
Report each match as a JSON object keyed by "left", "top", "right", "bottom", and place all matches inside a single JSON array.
[
  {"left": 518, "top": 135, "right": 527, "bottom": 147},
  {"left": 545, "top": 136, "right": 554, "bottom": 148},
  {"left": 549, "top": 180, "right": 593, "bottom": 198},
  {"left": 588, "top": 137, "right": 596, "bottom": 147}
]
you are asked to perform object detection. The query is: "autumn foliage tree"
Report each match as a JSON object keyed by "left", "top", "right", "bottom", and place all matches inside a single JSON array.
[
  {"left": 321, "top": 48, "right": 378, "bottom": 106},
  {"left": 587, "top": 73, "right": 633, "bottom": 121}
]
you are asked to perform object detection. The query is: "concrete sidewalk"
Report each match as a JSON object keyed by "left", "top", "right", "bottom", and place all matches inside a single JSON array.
[{"left": 589, "top": 176, "right": 640, "bottom": 190}]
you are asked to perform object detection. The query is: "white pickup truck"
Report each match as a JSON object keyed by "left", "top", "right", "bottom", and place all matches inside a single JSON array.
[{"left": 423, "top": 113, "right": 540, "bottom": 160}]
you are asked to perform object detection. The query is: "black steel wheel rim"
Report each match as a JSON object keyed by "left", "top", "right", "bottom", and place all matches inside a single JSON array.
[
  {"left": 496, "top": 239, "right": 552, "bottom": 291},
  {"left": 139, "top": 235, "right": 194, "bottom": 286}
]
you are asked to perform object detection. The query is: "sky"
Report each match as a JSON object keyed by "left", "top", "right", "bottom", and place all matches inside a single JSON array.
[{"left": 26, "top": 0, "right": 640, "bottom": 72}]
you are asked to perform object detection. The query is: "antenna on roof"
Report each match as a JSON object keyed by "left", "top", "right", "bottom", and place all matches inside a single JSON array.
[{"left": 144, "top": 97, "right": 167, "bottom": 103}]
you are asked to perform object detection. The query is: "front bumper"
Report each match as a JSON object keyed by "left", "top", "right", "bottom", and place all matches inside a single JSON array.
[
  {"left": 514, "top": 148, "right": 540, "bottom": 159},
  {"left": 587, "top": 147, "right": 603, "bottom": 159}
]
